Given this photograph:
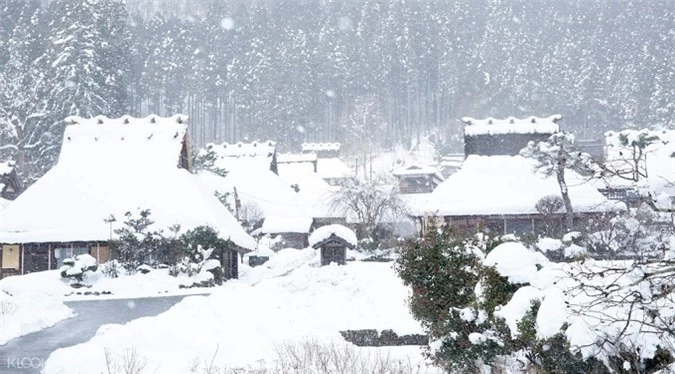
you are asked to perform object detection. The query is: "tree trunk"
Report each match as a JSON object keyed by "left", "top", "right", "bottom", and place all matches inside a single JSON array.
[{"left": 556, "top": 154, "right": 574, "bottom": 232}]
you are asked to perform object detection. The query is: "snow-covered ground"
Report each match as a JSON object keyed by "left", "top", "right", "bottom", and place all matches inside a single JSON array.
[
  {"left": 0, "top": 290, "right": 73, "bottom": 345},
  {"left": 41, "top": 248, "right": 439, "bottom": 373},
  {"left": 0, "top": 267, "right": 218, "bottom": 302}
]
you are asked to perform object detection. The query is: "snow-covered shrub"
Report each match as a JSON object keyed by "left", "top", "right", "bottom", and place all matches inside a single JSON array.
[
  {"left": 60, "top": 254, "right": 99, "bottom": 287},
  {"left": 175, "top": 226, "right": 234, "bottom": 285},
  {"left": 109, "top": 209, "right": 167, "bottom": 273},
  {"left": 396, "top": 228, "right": 505, "bottom": 372},
  {"left": 136, "top": 264, "right": 152, "bottom": 274},
  {"left": 100, "top": 259, "right": 121, "bottom": 278},
  {"left": 396, "top": 227, "right": 674, "bottom": 372},
  {"left": 584, "top": 205, "right": 672, "bottom": 259}
]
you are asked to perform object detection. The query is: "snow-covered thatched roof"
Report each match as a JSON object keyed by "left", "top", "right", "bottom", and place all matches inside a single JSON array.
[
  {"left": 197, "top": 168, "right": 301, "bottom": 218},
  {"left": 317, "top": 158, "right": 353, "bottom": 179},
  {"left": 277, "top": 152, "right": 317, "bottom": 164},
  {"left": 277, "top": 163, "right": 346, "bottom": 219},
  {"left": 418, "top": 155, "right": 625, "bottom": 217},
  {"left": 462, "top": 115, "right": 561, "bottom": 136},
  {"left": 301, "top": 142, "right": 341, "bottom": 152},
  {"left": 201, "top": 140, "right": 276, "bottom": 173},
  {"left": 0, "top": 115, "right": 256, "bottom": 251}
]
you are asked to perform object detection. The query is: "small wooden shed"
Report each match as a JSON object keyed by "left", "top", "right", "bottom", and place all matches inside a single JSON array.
[{"left": 309, "top": 224, "right": 357, "bottom": 266}]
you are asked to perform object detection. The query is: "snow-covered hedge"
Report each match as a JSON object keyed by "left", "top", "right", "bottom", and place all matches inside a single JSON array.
[{"left": 396, "top": 228, "right": 675, "bottom": 373}]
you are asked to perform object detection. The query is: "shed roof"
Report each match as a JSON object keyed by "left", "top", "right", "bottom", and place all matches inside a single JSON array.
[
  {"left": 309, "top": 224, "right": 357, "bottom": 248},
  {"left": 0, "top": 115, "right": 256, "bottom": 251}
]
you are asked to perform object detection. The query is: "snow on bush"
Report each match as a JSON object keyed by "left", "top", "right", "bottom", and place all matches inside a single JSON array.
[
  {"left": 398, "top": 227, "right": 675, "bottom": 372},
  {"left": 483, "top": 242, "right": 548, "bottom": 284},
  {"left": 60, "top": 254, "right": 101, "bottom": 287},
  {"left": 308, "top": 224, "right": 357, "bottom": 247}
]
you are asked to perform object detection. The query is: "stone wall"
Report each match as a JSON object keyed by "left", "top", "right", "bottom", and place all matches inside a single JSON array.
[{"left": 339, "top": 329, "right": 428, "bottom": 347}]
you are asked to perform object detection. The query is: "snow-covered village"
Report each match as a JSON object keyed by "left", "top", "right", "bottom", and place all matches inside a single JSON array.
[{"left": 0, "top": 1, "right": 674, "bottom": 374}]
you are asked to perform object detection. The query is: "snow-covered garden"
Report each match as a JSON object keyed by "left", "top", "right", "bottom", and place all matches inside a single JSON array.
[{"left": 38, "top": 247, "right": 440, "bottom": 374}]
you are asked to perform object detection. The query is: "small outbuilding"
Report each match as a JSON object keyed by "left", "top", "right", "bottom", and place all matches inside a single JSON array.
[{"left": 309, "top": 224, "right": 357, "bottom": 266}]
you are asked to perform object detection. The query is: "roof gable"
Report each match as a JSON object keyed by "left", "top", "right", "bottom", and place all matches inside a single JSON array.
[{"left": 61, "top": 114, "right": 189, "bottom": 171}]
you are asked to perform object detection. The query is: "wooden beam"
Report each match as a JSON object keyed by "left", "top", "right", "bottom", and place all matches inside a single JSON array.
[{"left": 20, "top": 244, "right": 25, "bottom": 275}]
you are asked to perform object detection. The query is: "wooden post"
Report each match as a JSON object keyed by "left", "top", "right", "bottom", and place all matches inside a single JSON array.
[
  {"left": 70, "top": 243, "right": 74, "bottom": 258},
  {"left": 48, "top": 244, "right": 51, "bottom": 270},
  {"left": 97, "top": 243, "right": 100, "bottom": 263},
  {"left": 20, "top": 244, "right": 25, "bottom": 275}
]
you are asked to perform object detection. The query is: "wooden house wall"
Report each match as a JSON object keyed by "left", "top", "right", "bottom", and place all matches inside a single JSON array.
[
  {"left": 280, "top": 233, "right": 309, "bottom": 249},
  {"left": 222, "top": 249, "right": 239, "bottom": 280},
  {"left": 398, "top": 175, "right": 437, "bottom": 194},
  {"left": 464, "top": 133, "right": 553, "bottom": 157},
  {"left": 421, "top": 213, "right": 600, "bottom": 237},
  {"left": 0, "top": 241, "right": 108, "bottom": 279},
  {"left": 320, "top": 244, "right": 346, "bottom": 266}
]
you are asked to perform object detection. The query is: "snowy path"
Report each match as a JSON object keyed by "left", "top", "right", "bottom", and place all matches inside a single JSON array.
[{"left": 0, "top": 295, "right": 199, "bottom": 373}]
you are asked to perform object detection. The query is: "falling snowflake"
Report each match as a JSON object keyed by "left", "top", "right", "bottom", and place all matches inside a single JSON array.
[
  {"left": 221, "top": 18, "right": 235, "bottom": 31},
  {"left": 338, "top": 16, "right": 353, "bottom": 31}
]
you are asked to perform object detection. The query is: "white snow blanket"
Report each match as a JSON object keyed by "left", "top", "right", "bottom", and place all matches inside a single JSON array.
[
  {"left": 0, "top": 289, "right": 73, "bottom": 345},
  {"left": 42, "top": 250, "right": 433, "bottom": 373},
  {"left": 0, "top": 267, "right": 218, "bottom": 302}
]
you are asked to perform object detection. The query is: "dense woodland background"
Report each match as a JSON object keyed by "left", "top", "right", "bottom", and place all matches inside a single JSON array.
[{"left": 0, "top": 0, "right": 673, "bottom": 184}]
